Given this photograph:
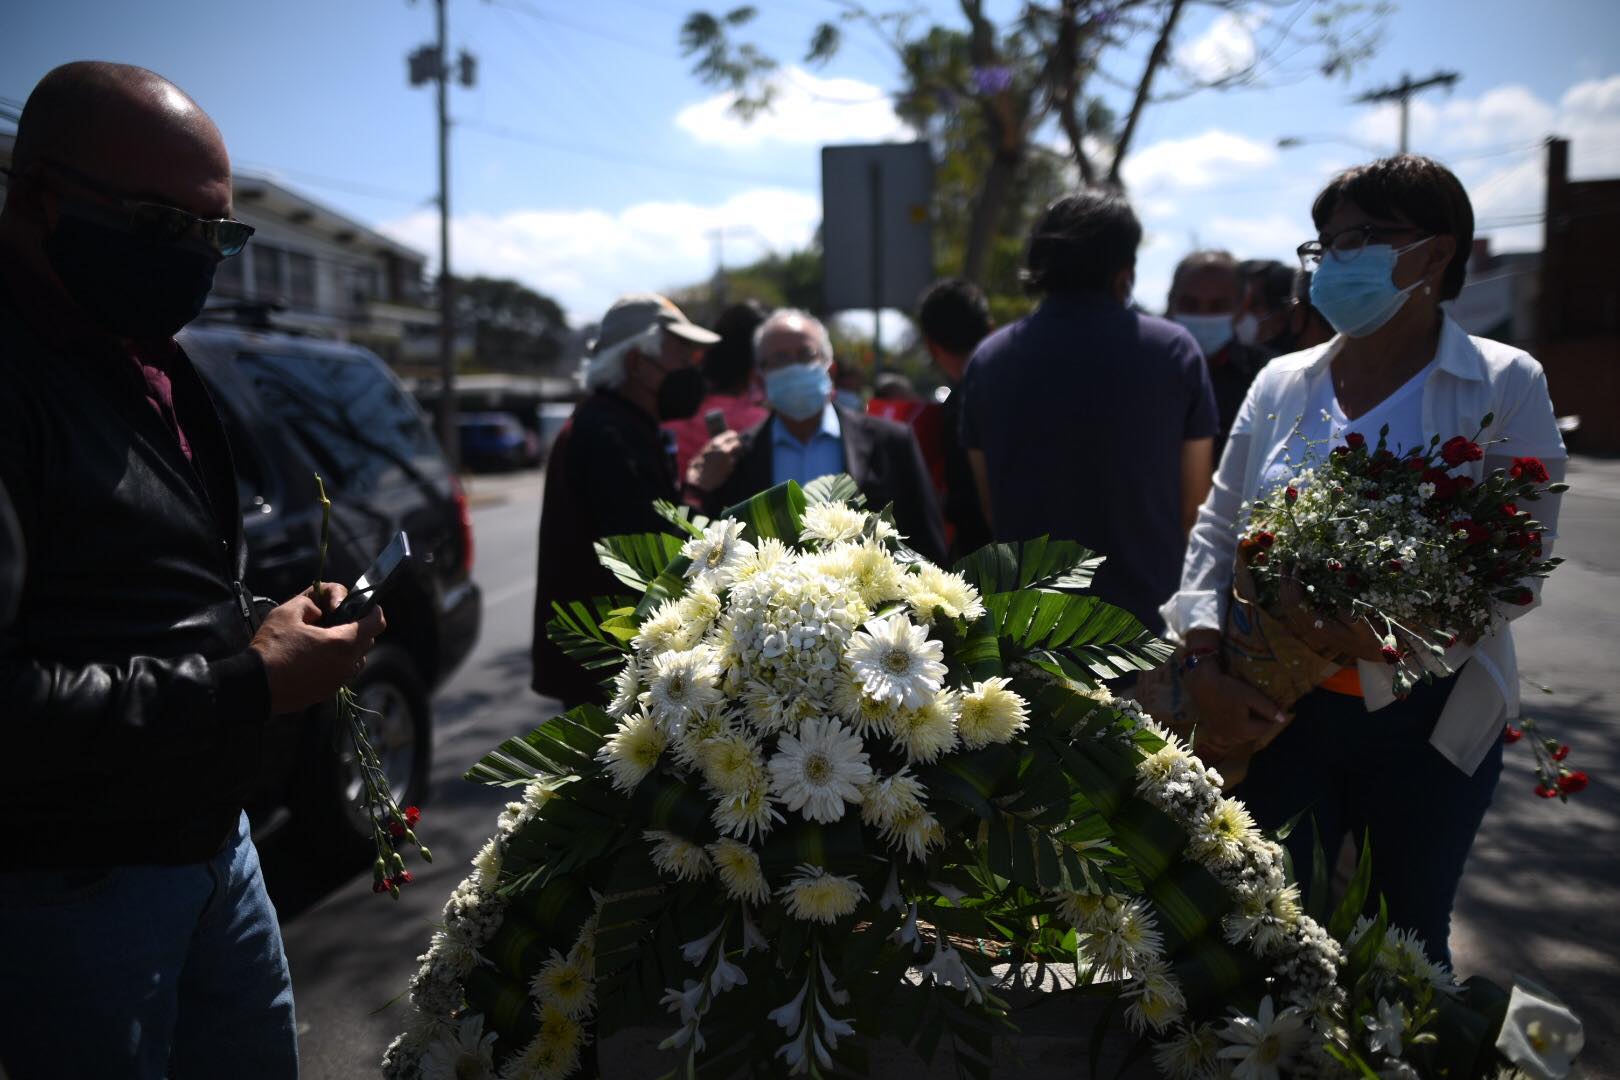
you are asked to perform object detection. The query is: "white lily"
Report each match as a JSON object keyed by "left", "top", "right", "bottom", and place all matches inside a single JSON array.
[
  {"left": 710, "top": 952, "right": 748, "bottom": 995},
  {"left": 740, "top": 905, "right": 769, "bottom": 955},
  {"left": 921, "top": 934, "right": 971, "bottom": 993},
  {"left": 768, "top": 979, "right": 810, "bottom": 1033},
  {"left": 658, "top": 1022, "right": 706, "bottom": 1054},
  {"left": 774, "top": 1023, "right": 811, "bottom": 1076},
  {"left": 659, "top": 980, "right": 704, "bottom": 1025},
  {"left": 879, "top": 863, "right": 903, "bottom": 911},
  {"left": 681, "top": 923, "right": 723, "bottom": 965},
  {"left": 816, "top": 995, "right": 857, "bottom": 1049},
  {"left": 1364, "top": 997, "right": 1404, "bottom": 1057},
  {"left": 893, "top": 902, "right": 923, "bottom": 953},
  {"left": 1495, "top": 979, "right": 1585, "bottom": 1079},
  {"left": 817, "top": 952, "right": 851, "bottom": 1005}
]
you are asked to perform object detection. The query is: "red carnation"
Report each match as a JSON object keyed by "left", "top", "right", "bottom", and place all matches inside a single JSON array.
[
  {"left": 388, "top": 820, "right": 406, "bottom": 840},
  {"left": 1386, "top": 559, "right": 1404, "bottom": 572},
  {"left": 373, "top": 879, "right": 391, "bottom": 894},
  {"left": 1535, "top": 784, "right": 1559, "bottom": 798},
  {"left": 1455, "top": 476, "right": 1475, "bottom": 494},
  {"left": 1253, "top": 530, "right": 1276, "bottom": 549},
  {"left": 1510, "top": 457, "right": 1550, "bottom": 483},
  {"left": 405, "top": 805, "right": 422, "bottom": 827},
  {"left": 1456, "top": 520, "right": 1491, "bottom": 547},
  {"left": 1552, "top": 744, "right": 1570, "bottom": 762},
  {"left": 1441, "top": 436, "right": 1484, "bottom": 466},
  {"left": 1380, "top": 645, "right": 1401, "bottom": 663},
  {"left": 1252, "top": 551, "right": 1268, "bottom": 565},
  {"left": 1332, "top": 445, "right": 1350, "bottom": 458},
  {"left": 1285, "top": 486, "right": 1298, "bottom": 503},
  {"left": 1500, "top": 502, "right": 1519, "bottom": 519},
  {"left": 1406, "top": 457, "right": 1427, "bottom": 472},
  {"left": 1503, "top": 724, "right": 1523, "bottom": 743},
  {"left": 1327, "top": 558, "right": 1344, "bottom": 571},
  {"left": 1344, "top": 432, "right": 1366, "bottom": 450},
  {"left": 1558, "top": 771, "right": 1589, "bottom": 794},
  {"left": 396, "top": 870, "right": 415, "bottom": 886}
]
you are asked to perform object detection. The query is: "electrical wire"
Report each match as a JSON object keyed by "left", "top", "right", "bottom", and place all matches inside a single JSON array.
[{"left": 458, "top": 118, "right": 808, "bottom": 186}]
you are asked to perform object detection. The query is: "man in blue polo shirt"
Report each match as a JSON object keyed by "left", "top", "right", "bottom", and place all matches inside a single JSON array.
[{"left": 959, "top": 190, "right": 1217, "bottom": 632}]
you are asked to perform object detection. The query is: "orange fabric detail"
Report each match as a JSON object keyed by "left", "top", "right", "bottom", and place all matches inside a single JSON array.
[{"left": 1319, "top": 666, "right": 1363, "bottom": 697}]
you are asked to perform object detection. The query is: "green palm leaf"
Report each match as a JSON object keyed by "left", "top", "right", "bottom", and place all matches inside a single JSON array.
[
  {"left": 464, "top": 704, "right": 616, "bottom": 786},
  {"left": 720, "top": 479, "right": 807, "bottom": 542},
  {"left": 954, "top": 537, "right": 1106, "bottom": 594},
  {"left": 802, "top": 472, "right": 865, "bottom": 507},
  {"left": 595, "top": 532, "right": 687, "bottom": 593},
  {"left": 546, "top": 597, "right": 635, "bottom": 671}
]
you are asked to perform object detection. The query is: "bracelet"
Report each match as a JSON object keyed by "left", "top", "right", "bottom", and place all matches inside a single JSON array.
[{"left": 1181, "top": 645, "right": 1219, "bottom": 675}]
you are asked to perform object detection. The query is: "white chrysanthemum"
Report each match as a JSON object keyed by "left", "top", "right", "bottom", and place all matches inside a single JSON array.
[
  {"left": 681, "top": 518, "right": 755, "bottom": 586},
  {"left": 675, "top": 581, "right": 724, "bottom": 632},
  {"left": 1079, "top": 896, "right": 1163, "bottom": 979},
  {"left": 472, "top": 838, "right": 503, "bottom": 891},
  {"left": 830, "top": 675, "right": 900, "bottom": 737},
  {"left": 596, "top": 710, "right": 668, "bottom": 792},
  {"left": 671, "top": 703, "right": 733, "bottom": 768},
  {"left": 607, "top": 661, "right": 642, "bottom": 718},
  {"left": 1054, "top": 889, "right": 1105, "bottom": 930},
  {"left": 800, "top": 503, "right": 869, "bottom": 545},
  {"left": 529, "top": 948, "right": 595, "bottom": 1019},
  {"left": 732, "top": 536, "right": 792, "bottom": 584},
  {"left": 644, "top": 646, "right": 724, "bottom": 735},
  {"left": 768, "top": 716, "right": 872, "bottom": 823},
  {"left": 1190, "top": 798, "right": 1259, "bottom": 866},
  {"left": 879, "top": 804, "right": 944, "bottom": 862},
  {"left": 858, "top": 769, "right": 927, "bottom": 831},
  {"left": 821, "top": 538, "right": 906, "bottom": 607},
  {"left": 1137, "top": 740, "right": 1191, "bottom": 785},
  {"left": 956, "top": 677, "right": 1029, "bottom": 748},
  {"left": 500, "top": 1022, "right": 578, "bottom": 1080},
  {"left": 707, "top": 837, "right": 771, "bottom": 904},
  {"left": 1152, "top": 1021, "right": 1222, "bottom": 1080},
  {"left": 1122, "top": 956, "right": 1187, "bottom": 1034},
  {"left": 421, "top": 1014, "right": 498, "bottom": 1080},
  {"left": 712, "top": 779, "right": 783, "bottom": 842},
  {"left": 902, "top": 563, "right": 985, "bottom": 623},
  {"left": 697, "top": 731, "right": 766, "bottom": 798},
  {"left": 634, "top": 597, "right": 704, "bottom": 654},
  {"left": 427, "top": 923, "right": 489, "bottom": 980},
  {"left": 778, "top": 863, "right": 866, "bottom": 924},
  {"left": 643, "top": 829, "right": 712, "bottom": 882},
  {"left": 889, "top": 692, "right": 959, "bottom": 763},
  {"left": 740, "top": 676, "right": 827, "bottom": 736},
  {"left": 844, "top": 613, "right": 947, "bottom": 709}
]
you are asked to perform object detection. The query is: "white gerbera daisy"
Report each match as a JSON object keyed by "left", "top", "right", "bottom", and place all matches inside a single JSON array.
[
  {"left": 956, "top": 677, "right": 1029, "bottom": 748},
  {"left": 800, "top": 503, "right": 869, "bottom": 545},
  {"left": 634, "top": 597, "right": 703, "bottom": 654},
  {"left": 768, "top": 716, "right": 872, "bottom": 823},
  {"left": 858, "top": 769, "right": 927, "bottom": 830},
  {"left": 644, "top": 647, "right": 724, "bottom": 735},
  {"left": 712, "top": 779, "right": 783, "bottom": 842},
  {"left": 596, "top": 710, "right": 668, "bottom": 792},
  {"left": 844, "top": 613, "right": 947, "bottom": 709},
  {"left": 421, "top": 1014, "right": 498, "bottom": 1080},
  {"left": 778, "top": 863, "right": 866, "bottom": 924},
  {"left": 529, "top": 948, "right": 596, "bottom": 1019},
  {"left": 902, "top": 563, "right": 985, "bottom": 623},
  {"left": 681, "top": 519, "right": 755, "bottom": 585},
  {"left": 1152, "top": 1021, "right": 1222, "bottom": 1080},
  {"left": 880, "top": 805, "right": 944, "bottom": 861},
  {"left": 1216, "top": 996, "right": 1310, "bottom": 1080},
  {"left": 643, "top": 829, "right": 712, "bottom": 881},
  {"left": 889, "top": 692, "right": 960, "bottom": 763},
  {"left": 830, "top": 675, "right": 900, "bottom": 737},
  {"left": 707, "top": 837, "right": 771, "bottom": 904}
]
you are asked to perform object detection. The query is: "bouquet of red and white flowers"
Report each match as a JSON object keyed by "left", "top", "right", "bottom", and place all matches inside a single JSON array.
[{"left": 1239, "top": 415, "right": 1564, "bottom": 698}]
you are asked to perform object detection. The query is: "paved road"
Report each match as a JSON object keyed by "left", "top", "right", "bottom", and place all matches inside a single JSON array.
[{"left": 274, "top": 460, "right": 1620, "bottom": 1078}]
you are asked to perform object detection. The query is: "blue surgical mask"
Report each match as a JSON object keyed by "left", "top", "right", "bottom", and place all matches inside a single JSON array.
[
  {"left": 764, "top": 363, "right": 832, "bottom": 422},
  {"left": 1309, "top": 237, "right": 1433, "bottom": 337},
  {"left": 1173, "top": 313, "right": 1233, "bottom": 358}
]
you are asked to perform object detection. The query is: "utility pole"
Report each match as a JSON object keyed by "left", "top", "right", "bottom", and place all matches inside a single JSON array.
[
  {"left": 408, "top": 0, "right": 476, "bottom": 469},
  {"left": 1354, "top": 70, "right": 1459, "bottom": 154}
]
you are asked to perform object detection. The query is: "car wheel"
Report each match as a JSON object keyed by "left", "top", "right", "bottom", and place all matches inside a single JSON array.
[{"left": 291, "top": 643, "right": 432, "bottom": 857}]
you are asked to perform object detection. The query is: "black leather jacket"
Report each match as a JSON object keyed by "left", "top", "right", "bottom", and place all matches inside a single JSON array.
[{"left": 0, "top": 285, "right": 271, "bottom": 869}]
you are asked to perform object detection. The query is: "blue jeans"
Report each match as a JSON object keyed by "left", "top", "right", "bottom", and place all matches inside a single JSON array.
[
  {"left": 0, "top": 812, "right": 297, "bottom": 1079},
  {"left": 1229, "top": 674, "right": 1504, "bottom": 969}
]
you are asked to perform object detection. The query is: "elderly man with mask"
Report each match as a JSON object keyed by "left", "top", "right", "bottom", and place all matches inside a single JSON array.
[
  {"left": 532, "top": 294, "right": 718, "bottom": 707},
  {"left": 0, "top": 63, "right": 385, "bottom": 1077},
  {"left": 691, "top": 308, "right": 946, "bottom": 563},
  {"left": 1167, "top": 249, "right": 1275, "bottom": 462}
]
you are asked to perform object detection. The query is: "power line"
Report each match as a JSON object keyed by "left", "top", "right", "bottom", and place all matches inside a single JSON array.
[
  {"left": 458, "top": 118, "right": 808, "bottom": 187},
  {"left": 489, "top": 0, "right": 669, "bottom": 57}
]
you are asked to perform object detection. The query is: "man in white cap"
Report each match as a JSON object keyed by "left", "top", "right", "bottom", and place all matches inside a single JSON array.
[{"left": 532, "top": 293, "right": 719, "bottom": 706}]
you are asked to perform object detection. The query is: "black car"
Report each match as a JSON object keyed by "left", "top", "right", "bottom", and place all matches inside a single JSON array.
[{"left": 178, "top": 321, "right": 481, "bottom": 853}]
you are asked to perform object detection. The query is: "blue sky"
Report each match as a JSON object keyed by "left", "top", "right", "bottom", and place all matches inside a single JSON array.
[{"left": 5, "top": 0, "right": 1619, "bottom": 324}]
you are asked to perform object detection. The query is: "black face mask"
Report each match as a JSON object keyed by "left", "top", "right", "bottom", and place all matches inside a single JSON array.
[
  {"left": 45, "top": 209, "right": 218, "bottom": 342},
  {"left": 655, "top": 364, "right": 706, "bottom": 420}
]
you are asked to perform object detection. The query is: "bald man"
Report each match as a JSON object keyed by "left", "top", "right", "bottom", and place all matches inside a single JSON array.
[{"left": 0, "top": 62, "right": 384, "bottom": 1077}]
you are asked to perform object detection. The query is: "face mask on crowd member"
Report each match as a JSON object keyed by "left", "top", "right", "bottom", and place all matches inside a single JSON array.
[
  {"left": 1307, "top": 234, "right": 1435, "bottom": 337},
  {"left": 584, "top": 293, "right": 719, "bottom": 419},
  {"left": 22, "top": 160, "right": 253, "bottom": 342},
  {"left": 633, "top": 335, "right": 707, "bottom": 420},
  {"left": 1167, "top": 253, "right": 1241, "bottom": 359},
  {"left": 756, "top": 318, "right": 835, "bottom": 423}
]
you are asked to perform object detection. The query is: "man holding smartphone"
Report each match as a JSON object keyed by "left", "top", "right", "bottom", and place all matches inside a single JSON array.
[{"left": 0, "top": 63, "right": 384, "bottom": 1078}]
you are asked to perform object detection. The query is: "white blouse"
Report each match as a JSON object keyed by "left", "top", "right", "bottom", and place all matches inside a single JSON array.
[{"left": 1162, "top": 317, "right": 1567, "bottom": 776}]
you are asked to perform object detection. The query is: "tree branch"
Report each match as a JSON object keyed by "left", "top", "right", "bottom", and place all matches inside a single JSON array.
[{"left": 1107, "top": 0, "right": 1187, "bottom": 186}]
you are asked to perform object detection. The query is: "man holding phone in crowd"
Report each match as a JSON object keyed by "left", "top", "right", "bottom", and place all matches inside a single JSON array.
[{"left": 0, "top": 62, "right": 384, "bottom": 1077}]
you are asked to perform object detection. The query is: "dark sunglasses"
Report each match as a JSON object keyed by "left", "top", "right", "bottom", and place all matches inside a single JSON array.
[{"left": 14, "top": 161, "right": 255, "bottom": 258}]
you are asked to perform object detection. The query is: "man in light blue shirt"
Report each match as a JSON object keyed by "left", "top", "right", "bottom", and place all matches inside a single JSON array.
[{"left": 771, "top": 398, "right": 845, "bottom": 487}]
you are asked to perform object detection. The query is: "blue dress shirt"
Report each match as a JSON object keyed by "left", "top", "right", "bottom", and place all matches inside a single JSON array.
[{"left": 770, "top": 403, "right": 845, "bottom": 488}]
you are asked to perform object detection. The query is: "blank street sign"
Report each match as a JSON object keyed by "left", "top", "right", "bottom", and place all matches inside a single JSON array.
[{"left": 821, "top": 142, "right": 933, "bottom": 314}]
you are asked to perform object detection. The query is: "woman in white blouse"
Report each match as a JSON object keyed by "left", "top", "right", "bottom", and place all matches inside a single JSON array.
[{"left": 1161, "top": 156, "right": 1566, "bottom": 968}]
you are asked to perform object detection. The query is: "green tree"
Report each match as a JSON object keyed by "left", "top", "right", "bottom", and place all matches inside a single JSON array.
[
  {"left": 452, "top": 275, "right": 570, "bottom": 375},
  {"left": 681, "top": 1, "right": 1385, "bottom": 282}
]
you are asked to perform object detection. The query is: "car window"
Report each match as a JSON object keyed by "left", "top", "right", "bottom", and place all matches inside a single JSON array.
[
  {"left": 235, "top": 349, "right": 446, "bottom": 496},
  {"left": 216, "top": 403, "right": 274, "bottom": 515}
]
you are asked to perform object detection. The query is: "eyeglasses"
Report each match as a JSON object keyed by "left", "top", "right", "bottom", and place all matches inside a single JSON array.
[
  {"left": 1296, "top": 224, "right": 1427, "bottom": 272},
  {"left": 34, "top": 160, "right": 256, "bottom": 258}
]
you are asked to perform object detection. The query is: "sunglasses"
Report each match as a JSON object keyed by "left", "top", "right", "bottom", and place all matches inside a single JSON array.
[{"left": 26, "top": 160, "right": 256, "bottom": 259}]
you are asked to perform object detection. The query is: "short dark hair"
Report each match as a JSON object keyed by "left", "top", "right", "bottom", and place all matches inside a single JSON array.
[
  {"left": 1243, "top": 259, "right": 1295, "bottom": 313},
  {"left": 702, "top": 299, "right": 768, "bottom": 392},
  {"left": 1168, "top": 249, "right": 1241, "bottom": 307},
  {"left": 1311, "top": 154, "right": 1474, "bottom": 301},
  {"left": 916, "top": 278, "right": 992, "bottom": 355},
  {"left": 1021, "top": 190, "right": 1142, "bottom": 296}
]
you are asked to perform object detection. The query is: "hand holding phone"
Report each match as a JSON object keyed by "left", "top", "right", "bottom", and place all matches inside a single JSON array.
[
  {"left": 704, "top": 408, "right": 728, "bottom": 437},
  {"left": 323, "top": 531, "right": 411, "bottom": 627}
]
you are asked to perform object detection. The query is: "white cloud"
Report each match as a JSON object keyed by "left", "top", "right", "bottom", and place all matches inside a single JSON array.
[
  {"left": 380, "top": 188, "right": 821, "bottom": 321},
  {"left": 1205, "top": 213, "right": 1310, "bottom": 258},
  {"left": 1351, "top": 84, "right": 1556, "bottom": 154},
  {"left": 1178, "top": 11, "right": 1261, "bottom": 83},
  {"left": 1121, "top": 128, "right": 1278, "bottom": 190},
  {"left": 675, "top": 66, "right": 909, "bottom": 149}
]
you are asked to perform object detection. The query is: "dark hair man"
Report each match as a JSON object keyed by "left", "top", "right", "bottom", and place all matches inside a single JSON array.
[
  {"left": 1236, "top": 258, "right": 1299, "bottom": 353},
  {"left": 534, "top": 293, "right": 718, "bottom": 707},
  {"left": 958, "top": 190, "right": 1217, "bottom": 633},
  {"left": 1166, "top": 248, "right": 1274, "bottom": 461},
  {"left": 0, "top": 62, "right": 385, "bottom": 1076},
  {"left": 916, "top": 277, "right": 994, "bottom": 559},
  {"left": 690, "top": 308, "right": 946, "bottom": 564}
]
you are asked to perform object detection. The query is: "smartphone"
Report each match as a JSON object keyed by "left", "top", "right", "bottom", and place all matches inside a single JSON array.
[
  {"left": 324, "top": 531, "right": 411, "bottom": 626},
  {"left": 704, "top": 409, "right": 728, "bottom": 437}
]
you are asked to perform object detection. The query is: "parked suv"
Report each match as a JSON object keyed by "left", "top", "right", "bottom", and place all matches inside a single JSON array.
[{"left": 178, "top": 320, "right": 481, "bottom": 854}]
